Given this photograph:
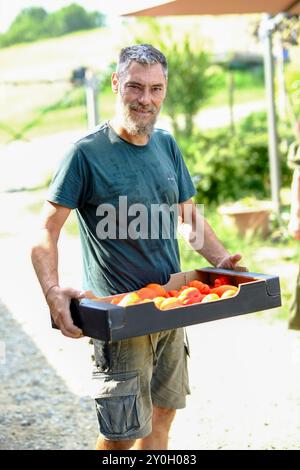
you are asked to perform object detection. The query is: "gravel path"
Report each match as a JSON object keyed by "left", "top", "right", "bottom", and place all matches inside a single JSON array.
[{"left": 0, "top": 299, "right": 96, "bottom": 450}]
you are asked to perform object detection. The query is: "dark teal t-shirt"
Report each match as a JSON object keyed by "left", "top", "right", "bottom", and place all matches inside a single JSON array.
[{"left": 48, "top": 122, "right": 196, "bottom": 296}]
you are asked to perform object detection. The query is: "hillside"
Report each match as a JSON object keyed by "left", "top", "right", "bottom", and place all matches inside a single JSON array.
[
  {"left": 0, "top": 25, "right": 135, "bottom": 140},
  {"left": 0, "top": 27, "right": 120, "bottom": 81},
  {"left": 0, "top": 16, "right": 266, "bottom": 143}
]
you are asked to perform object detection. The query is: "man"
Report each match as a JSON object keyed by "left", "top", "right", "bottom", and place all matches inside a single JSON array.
[{"left": 31, "top": 44, "right": 244, "bottom": 450}]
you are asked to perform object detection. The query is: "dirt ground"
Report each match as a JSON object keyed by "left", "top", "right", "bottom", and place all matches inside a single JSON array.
[{"left": 0, "top": 190, "right": 300, "bottom": 450}]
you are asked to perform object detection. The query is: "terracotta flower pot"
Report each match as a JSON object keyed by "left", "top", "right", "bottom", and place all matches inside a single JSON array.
[{"left": 218, "top": 200, "right": 274, "bottom": 238}]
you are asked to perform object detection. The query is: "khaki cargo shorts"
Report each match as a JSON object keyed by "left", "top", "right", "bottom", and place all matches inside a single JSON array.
[{"left": 91, "top": 327, "right": 190, "bottom": 441}]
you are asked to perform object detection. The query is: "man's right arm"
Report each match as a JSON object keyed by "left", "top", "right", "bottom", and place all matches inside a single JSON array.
[{"left": 31, "top": 201, "right": 84, "bottom": 338}]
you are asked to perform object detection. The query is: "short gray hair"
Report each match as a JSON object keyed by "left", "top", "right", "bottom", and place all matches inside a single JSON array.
[{"left": 117, "top": 44, "right": 168, "bottom": 80}]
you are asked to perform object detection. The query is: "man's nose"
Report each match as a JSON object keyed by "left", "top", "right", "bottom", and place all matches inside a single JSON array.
[{"left": 138, "top": 88, "right": 151, "bottom": 105}]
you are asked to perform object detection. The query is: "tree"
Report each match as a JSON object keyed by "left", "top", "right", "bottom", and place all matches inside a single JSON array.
[
  {"left": 162, "top": 36, "right": 217, "bottom": 139},
  {"left": 51, "top": 4, "right": 94, "bottom": 35},
  {"left": 0, "top": 3, "right": 106, "bottom": 48},
  {"left": 1, "top": 7, "right": 48, "bottom": 45},
  {"left": 134, "top": 21, "right": 219, "bottom": 140}
]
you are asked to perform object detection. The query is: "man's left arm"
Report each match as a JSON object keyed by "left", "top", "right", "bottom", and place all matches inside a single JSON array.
[{"left": 178, "top": 199, "right": 246, "bottom": 271}]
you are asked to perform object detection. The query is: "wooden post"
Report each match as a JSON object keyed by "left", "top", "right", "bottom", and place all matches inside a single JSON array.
[{"left": 84, "top": 70, "right": 99, "bottom": 129}]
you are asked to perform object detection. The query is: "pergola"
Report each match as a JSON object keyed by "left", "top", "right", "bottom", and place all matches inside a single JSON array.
[{"left": 115, "top": 0, "right": 300, "bottom": 213}]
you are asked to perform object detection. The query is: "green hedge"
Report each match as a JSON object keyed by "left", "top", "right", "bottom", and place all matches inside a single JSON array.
[{"left": 178, "top": 112, "right": 291, "bottom": 205}]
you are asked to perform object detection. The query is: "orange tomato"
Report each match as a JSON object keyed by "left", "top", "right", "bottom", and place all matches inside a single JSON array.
[
  {"left": 137, "top": 287, "right": 158, "bottom": 300},
  {"left": 201, "top": 293, "right": 220, "bottom": 303},
  {"left": 221, "top": 289, "right": 237, "bottom": 299},
  {"left": 159, "top": 297, "right": 183, "bottom": 310},
  {"left": 111, "top": 293, "right": 127, "bottom": 304},
  {"left": 188, "top": 280, "right": 210, "bottom": 294},
  {"left": 178, "top": 287, "right": 202, "bottom": 305},
  {"left": 167, "top": 289, "right": 179, "bottom": 297},
  {"left": 146, "top": 283, "right": 167, "bottom": 297},
  {"left": 153, "top": 296, "right": 166, "bottom": 308},
  {"left": 178, "top": 285, "right": 189, "bottom": 294},
  {"left": 214, "top": 276, "right": 231, "bottom": 287},
  {"left": 210, "top": 285, "right": 238, "bottom": 297},
  {"left": 118, "top": 292, "right": 141, "bottom": 307}
]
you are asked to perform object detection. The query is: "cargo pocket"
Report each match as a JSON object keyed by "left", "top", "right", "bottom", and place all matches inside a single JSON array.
[{"left": 92, "top": 371, "right": 142, "bottom": 437}]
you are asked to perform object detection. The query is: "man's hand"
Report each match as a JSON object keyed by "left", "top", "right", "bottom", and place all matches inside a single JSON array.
[
  {"left": 46, "top": 286, "right": 85, "bottom": 338},
  {"left": 216, "top": 253, "right": 248, "bottom": 272}
]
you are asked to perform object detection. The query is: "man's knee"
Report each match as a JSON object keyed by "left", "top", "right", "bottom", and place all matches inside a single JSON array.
[
  {"left": 96, "top": 435, "right": 136, "bottom": 450},
  {"left": 152, "top": 406, "right": 176, "bottom": 430}
]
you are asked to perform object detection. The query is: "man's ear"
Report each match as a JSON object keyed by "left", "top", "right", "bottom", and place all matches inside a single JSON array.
[{"left": 111, "top": 72, "right": 119, "bottom": 94}]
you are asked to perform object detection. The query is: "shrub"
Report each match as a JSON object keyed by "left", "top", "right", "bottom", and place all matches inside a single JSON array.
[
  {"left": 161, "top": 36, "right": 220, "bottom": 140},
  {"left": 180, "top": 111, "right": 291, "bottom": 205}
]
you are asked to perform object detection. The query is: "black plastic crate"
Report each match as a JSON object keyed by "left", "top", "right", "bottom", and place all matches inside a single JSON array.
[{"left": 51, "top": 267, "right": 281, "bottom": 340}]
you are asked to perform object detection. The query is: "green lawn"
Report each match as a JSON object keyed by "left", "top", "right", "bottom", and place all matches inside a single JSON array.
[
  {"left": 206, "top": 86, "right": 265, "bottom": 108},
  {"left": 0, "top": 92, "right": 117, "bottom": 143}
]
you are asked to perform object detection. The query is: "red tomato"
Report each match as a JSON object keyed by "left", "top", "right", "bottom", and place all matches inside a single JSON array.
[{"left": 214, "top": 276, "right": 231, "bottom": 287}]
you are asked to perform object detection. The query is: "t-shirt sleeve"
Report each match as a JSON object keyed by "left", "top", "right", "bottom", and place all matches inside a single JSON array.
[
  {"left": 171, "top": 137, "right": 196, "bottom": 203},
  {"left": 47, "top": 144, "right": 88, "bottom": 209}
]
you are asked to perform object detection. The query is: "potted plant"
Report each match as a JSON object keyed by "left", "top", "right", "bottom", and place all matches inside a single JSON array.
[{"left": 218, "top": 197, "right": 274, "bottom": 238}]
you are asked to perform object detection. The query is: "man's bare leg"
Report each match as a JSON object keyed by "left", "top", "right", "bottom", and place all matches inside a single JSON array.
[
  {"left": 133, "top": 406, "right": 176, "bottom": 450},
  {"left": 95, "top": 406, "right": 176, "bottom": 450},
  {"left": 96, "top": 436, "right": 136, "bottom": 450}
]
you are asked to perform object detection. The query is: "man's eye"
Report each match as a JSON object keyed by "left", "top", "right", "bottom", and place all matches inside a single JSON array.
[{"left": 152, "top": 87, "right": 163, "bottom": 93}]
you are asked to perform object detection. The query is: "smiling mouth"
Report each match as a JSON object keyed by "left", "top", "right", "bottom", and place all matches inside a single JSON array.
[{"left": 131, "top": 108, "right": 154, "bottom": 115}]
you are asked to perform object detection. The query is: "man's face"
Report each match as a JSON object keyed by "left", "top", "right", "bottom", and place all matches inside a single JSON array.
[{"left": 112, "top": 61, "right": 167, "bottom": 136}]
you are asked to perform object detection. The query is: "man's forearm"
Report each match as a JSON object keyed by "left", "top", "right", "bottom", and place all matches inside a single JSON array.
[
  {"left": 31, "top": 229, "right": 59, "bottom": 297},
  {"left": 179, "top": 203, "right": 229, "bottom": 267},
  {"left": 197, "top": 217, "right": 230, "bottom": 266}
]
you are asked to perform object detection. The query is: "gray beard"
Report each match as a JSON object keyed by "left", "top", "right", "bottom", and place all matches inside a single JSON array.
[
  {"left": 118, "top": 100, "right": 159, "bottom": 136},
  {"left": 124, "top": 114, "right": 155, "bottom": 136}
]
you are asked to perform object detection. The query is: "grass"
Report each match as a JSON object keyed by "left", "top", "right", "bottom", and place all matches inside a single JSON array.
[
  {"left": 206, "top": 86, "right": 265, "bottom": 109},
  {"left": 0, "top": 91, "right": 116, "bottom": 144},
  {"left": 22, "top": 106, "right": 87, "bottom": 141}
]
